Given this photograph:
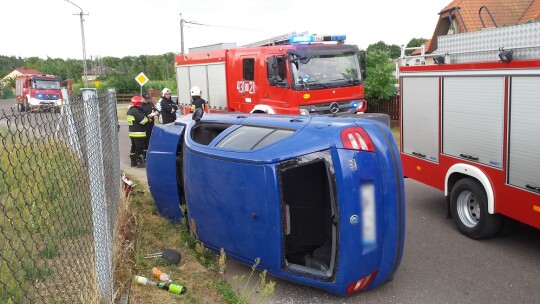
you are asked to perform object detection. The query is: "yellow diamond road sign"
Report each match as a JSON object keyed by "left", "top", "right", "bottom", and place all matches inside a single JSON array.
[{"left": 135, "top": 72, "right": 149, "bottom": 86}]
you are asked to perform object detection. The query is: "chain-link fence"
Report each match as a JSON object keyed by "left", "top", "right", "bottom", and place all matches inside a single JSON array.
[{"left": 0, "top": 89, "right": 120, "bottom": 303}]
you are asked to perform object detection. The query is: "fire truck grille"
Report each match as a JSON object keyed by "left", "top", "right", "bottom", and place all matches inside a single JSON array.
[
  {"left": 37, "top": 94, "right": 59, "bottom": 100},
  {"left": 301, "top": 100, "right": 358, "bottom": 116}
]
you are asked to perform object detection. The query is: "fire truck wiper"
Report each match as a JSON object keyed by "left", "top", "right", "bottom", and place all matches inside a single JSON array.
[
  {"left": 307, "top": 80, "right": 329, "bottom": 88},
  {"left": 331, "top": 78, "right": 360, "bottom": 86}
]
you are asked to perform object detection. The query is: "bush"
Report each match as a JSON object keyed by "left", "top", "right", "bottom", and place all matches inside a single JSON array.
[{"left": 1, "top": 87, "right": 14, "bottom": 99}]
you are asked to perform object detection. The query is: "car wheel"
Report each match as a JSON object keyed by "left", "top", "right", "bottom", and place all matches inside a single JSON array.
[{"left": 450, "top": 178, "right": 502, "bottom": 239}]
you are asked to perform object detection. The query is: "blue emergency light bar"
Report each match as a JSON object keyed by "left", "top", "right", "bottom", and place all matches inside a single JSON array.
[{"left": 290, "top": 34, "right": 346, "bottom": 44}]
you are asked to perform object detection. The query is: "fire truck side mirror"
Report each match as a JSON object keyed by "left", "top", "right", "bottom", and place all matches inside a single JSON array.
[
  {"left": 192, "top": 107, "right": 204, "bottom": 122},
  {"left": 358, "top": 50, "right": 367, "bottom": 80}
]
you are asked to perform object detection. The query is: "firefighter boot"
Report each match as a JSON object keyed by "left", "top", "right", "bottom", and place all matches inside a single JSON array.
[
  {"left": 136, "top": 155, "right": 146, "bottom": 168},
  {"left": 130, "top": 154, "right": 138, "bottom": 167}
]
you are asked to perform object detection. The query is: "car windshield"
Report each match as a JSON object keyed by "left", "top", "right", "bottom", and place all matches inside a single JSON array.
[
  {"left": 291, "top": 53, "right": 360, "bottom": 89},
  {"left": 34, "top": 79, "right": 60, "bottom": 90}
]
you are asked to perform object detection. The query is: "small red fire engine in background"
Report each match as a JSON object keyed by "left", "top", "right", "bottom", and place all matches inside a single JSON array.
[
  {"left": 15, "top": 74, "right": 72, "bottom": 113},
  {"left": 175, "top": 33, "right": 367, "bottom": 116}
]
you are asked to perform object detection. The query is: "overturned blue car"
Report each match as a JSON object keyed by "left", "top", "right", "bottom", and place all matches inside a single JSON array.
[{"left": 146, "top": 109, "right": 405, "bottom": 296}]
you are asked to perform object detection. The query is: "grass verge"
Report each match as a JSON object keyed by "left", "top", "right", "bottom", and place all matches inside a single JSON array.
[{"left": 114, "top": 174, "right": 242, "bottom": 304}]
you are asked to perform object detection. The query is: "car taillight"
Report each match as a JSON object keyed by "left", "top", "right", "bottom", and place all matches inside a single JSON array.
[
  {"left": 346, "top": 270, "right": 378, "bottom": 294},
  {"left": 340, "top": 127, "right": 375, "bottom": 152}
]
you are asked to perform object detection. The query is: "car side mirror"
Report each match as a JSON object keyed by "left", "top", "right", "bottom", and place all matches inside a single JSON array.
[{"left": 192, "top": 107, "right": 204, "bottom": 122}]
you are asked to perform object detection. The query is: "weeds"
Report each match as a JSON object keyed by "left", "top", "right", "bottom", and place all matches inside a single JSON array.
[{"left": 231, "top": 257, "right": 275, "bottom": 304}]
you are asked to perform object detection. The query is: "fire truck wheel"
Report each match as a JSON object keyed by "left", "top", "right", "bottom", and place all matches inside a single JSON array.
[
  {"left": 17, "top": 103, "right": 23, "bottom": 112},
  {"left": 450, "top": 178, "right": 502, "bottom": 239}
]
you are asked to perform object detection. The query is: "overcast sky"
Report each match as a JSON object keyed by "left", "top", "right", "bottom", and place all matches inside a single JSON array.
[{"left": 1, "top": 0, "right": 450, "bottom": 60}]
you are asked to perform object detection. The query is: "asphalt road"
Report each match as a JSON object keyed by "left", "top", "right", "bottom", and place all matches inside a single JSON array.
[{"left": 3, "top": 99, "right": 539, "bottom": 303}]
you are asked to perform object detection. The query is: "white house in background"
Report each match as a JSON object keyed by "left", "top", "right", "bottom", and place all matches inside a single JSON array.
[{"left": 1, "top": 68, "right": 40, "bottom": 84}]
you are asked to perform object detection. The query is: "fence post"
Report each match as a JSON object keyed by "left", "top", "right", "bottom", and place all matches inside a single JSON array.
[
  {"left": 81, "top": 88, "right": 113, "bottom": 302},
  {"left": 55, "top": 88, "right": 83, "bottom": 159}
]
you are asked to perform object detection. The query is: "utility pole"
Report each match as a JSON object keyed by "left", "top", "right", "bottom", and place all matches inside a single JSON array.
[
  {"left": 180, "top": 13, "right": 185, "bottom": 54},
  {"left": 65, "top": 0, "right": 89, "bottom": 87}
]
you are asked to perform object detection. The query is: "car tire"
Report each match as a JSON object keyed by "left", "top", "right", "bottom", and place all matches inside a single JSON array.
[{"left": 450, "top": 178, "right": 502, "bottom": 239}]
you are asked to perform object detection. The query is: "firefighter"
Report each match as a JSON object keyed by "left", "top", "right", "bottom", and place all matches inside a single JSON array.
[
  {"left": 159, "top": 88, "right": 178, "bottom": 124},
  {"left": 190, "top": 86, "right": 207, "bottom": 112},
  {"left": 127, "top": 95, "right": 148, "bottom": 168},
  {"left": 140, "top": 93, "right": 159, "bottom": 154}
]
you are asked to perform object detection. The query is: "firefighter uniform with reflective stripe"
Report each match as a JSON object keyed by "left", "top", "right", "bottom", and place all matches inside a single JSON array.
[{"left": 127, "top": 105, "right": 148, "bottom": 167}]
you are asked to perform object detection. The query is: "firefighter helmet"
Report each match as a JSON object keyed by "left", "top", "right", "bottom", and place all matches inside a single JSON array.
[
  {"left": 162, "top": 88, "right": 171, "bottom": 96},
  {"left": 130, "top": 95, "right": 144, "bottom": 107},
  {"left": 190, "top": 86, "right": 202, "bottom": 97}
]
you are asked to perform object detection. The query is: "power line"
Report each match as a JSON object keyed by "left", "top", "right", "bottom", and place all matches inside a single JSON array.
[
  {"left": 183, "top": 19, "right": 265, "bottom": 32},
  {"left": 180, "top": 14, "right": 266, "bottom": 54}
]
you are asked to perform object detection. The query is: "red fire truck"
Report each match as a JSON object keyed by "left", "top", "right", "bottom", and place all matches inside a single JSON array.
[
  {"left": 15, "top": 74, "right": 71, "bottom": 113},
  {"left": 175, "top": 33, "right": 367, "bottom": 115},
  {"left": 399, "top": 22, "right": 540, "bottom": 239}
]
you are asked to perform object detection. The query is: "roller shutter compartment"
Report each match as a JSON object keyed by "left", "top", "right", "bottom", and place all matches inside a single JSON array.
[{"left": 508, "top": 76, "right": 540, "bottom": 192}]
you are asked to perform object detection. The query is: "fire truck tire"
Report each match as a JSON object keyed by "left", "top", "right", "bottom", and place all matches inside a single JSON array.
[
  {"left": 450, "top": 178, "right": 502, "bottom": 239},
  {"left": 18, "top": 102, "right": 23, "bottom": 112}
]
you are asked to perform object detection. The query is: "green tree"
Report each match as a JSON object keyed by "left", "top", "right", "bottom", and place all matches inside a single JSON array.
[
  {"left": 364, "top": 50, "right": 396, "bottom": 101},
  {"left": 367, "top": 41, "right": 401, "bottom": 59},
  {"left": 405, "top": 38, "right": 429, "bottom": 55},
  {"left": 0, "top": 55, "right": 25, "bottom": 77}
]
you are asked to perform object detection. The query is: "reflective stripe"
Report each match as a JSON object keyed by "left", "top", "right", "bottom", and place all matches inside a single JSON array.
[
  {"left": 127, "top": 115, "right": 135, "bottom": 125},
  {"left": 129, "top": 132, "right": 147, "bottom": 138},
  {"left": 140, "top": 117, "right": 148, "bottom": 125}
]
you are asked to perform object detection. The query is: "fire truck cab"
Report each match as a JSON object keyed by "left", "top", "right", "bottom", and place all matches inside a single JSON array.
[
  {"left": 175, "top": 34, "right": 367, "bottom": 116},
  {"left": 398, "top": 22, "right": 540, "bottom": 239},
  {"left": 15, "top": 74, "right": 68, "bottom": 113}
]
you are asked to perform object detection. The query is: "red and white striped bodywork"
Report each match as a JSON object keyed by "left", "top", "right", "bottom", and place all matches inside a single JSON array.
[{"left": 399, "top": 22, "right": 540, "bottom": 235}]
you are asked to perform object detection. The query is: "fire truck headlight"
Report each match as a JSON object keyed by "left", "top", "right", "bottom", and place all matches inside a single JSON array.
[
  {"left": 299, "top": 109, "right": 310, "bottom": 115},
  {"left": 29, "top": 98, "right": 40, "bottom": 106}
]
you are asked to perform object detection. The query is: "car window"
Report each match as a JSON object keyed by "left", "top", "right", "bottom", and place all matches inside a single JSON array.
[
  {"left": 191, "top": 123, "right": 233, "bottom": 145},
  {"left": 216, "top": 125, "right": 294, "bottom": 150}
]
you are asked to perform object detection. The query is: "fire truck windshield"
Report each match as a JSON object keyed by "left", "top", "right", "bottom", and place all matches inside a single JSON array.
[
  {"left": 34, "top": 79, "right": 61, "bottom": 90},
  {"left": 291, "top": 53, "right": 360, "bottom": 89}
]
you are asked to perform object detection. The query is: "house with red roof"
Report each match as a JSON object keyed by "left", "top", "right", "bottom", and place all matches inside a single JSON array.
[
  {"left": 1, "top": 68, "right": 41, "bottom": 83},
  {"left": 410, "top": 0, "right": 540, "bottom": 64}
]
